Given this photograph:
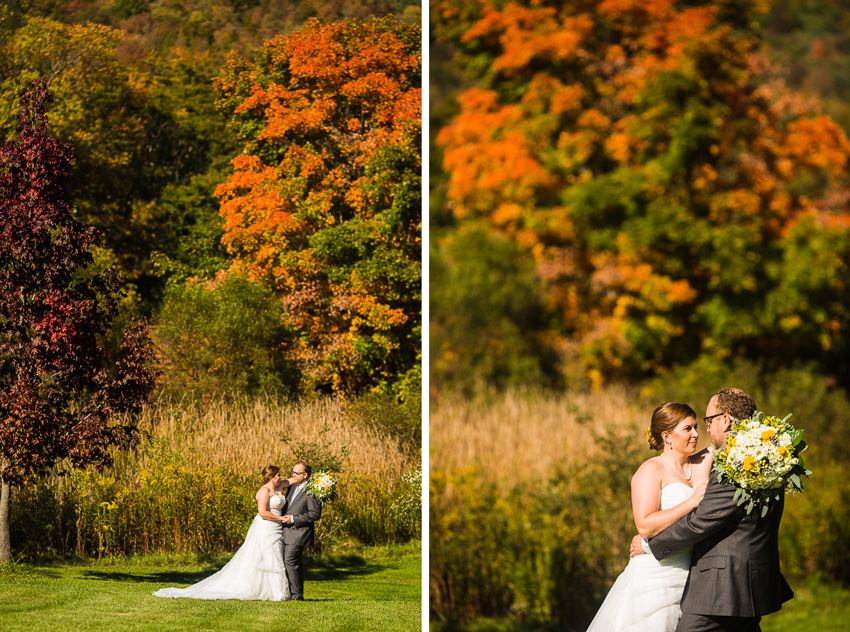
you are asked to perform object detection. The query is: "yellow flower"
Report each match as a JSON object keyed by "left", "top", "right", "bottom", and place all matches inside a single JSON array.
[
  {"left": 727, "top": 437, "right": 736, "bottom": 447},
  {"left": 777, "top": 446, "right": 787, "bottom": 456},
  {"left": 761, "top": 429, "right": 776, "bottom": 442},
  {"left": 743, "top": 457, "right": 756, "bottom": 471}
]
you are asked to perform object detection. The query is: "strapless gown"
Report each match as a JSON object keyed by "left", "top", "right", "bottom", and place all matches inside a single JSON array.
[
  {"left": 153, "top": 493, "right": 290, "bottom": 601},
  {"left": 585, "top": 483, "right": 694, "bottom": 632}
]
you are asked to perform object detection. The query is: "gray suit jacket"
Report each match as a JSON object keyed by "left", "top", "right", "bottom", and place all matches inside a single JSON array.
[
  {"left": 282, "top": 485, "right": 322, "bottom": 548},
  {"left": 648, "top": 471, "right": 793, "bottom": 617}
]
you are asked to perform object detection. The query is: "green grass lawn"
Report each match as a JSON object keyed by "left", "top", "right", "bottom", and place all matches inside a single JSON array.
[
  {"left": 428, "top": 576, "right": 850, "bottom": 632},
  {"left": 0, "top": 541, "right": 421, "bottom": 632},
  {"left": 761, "top": 575, "right": 850, "bottom": 632}
]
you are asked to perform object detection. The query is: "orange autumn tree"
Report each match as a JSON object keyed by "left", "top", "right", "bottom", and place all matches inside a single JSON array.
[
  {"left": 214, "top": 17, "right": 421, "bottom": 395},
  {"left": 433, "top": 0, "right": 850, "bottom": 388}
]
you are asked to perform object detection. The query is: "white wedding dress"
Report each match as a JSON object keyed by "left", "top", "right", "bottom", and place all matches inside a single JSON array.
[
  {"left": 585, "top": 483, "right": 694, "bottom": 632},
  {"left": 153, "top": 493, "right": 290, "bottom": 601}
]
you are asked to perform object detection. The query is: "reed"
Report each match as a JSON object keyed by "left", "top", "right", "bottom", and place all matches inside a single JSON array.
[
  {"left": 430, "top": 384, "right": 655, "bottom": 490},
  {"left": 133, "top": 395, "right": 409, "bottom": 480}
]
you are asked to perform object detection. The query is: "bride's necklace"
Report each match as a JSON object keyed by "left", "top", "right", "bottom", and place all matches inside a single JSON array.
[{"left": 661, "top": 453, "right": 692, "bottom": 481}]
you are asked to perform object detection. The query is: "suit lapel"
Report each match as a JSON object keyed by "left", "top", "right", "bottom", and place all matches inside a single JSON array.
[{"left": 287, "top": 486, "right": 303, "bottom": 513}]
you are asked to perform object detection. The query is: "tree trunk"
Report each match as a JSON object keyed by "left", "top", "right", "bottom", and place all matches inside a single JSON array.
[{"left": 0, "top": 476, "right": 11, "bottom": 563}]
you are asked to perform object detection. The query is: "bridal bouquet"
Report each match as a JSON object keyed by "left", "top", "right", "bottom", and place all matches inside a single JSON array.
[
  {"left": 713, "top": 411, "right": 811, "bottom": 516},
  {"left": 304, "top": 471, "right": 338, "bottom": 505}
]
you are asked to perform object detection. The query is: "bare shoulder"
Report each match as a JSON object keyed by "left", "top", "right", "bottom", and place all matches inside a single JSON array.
[
  {"left": 632, "top": 456, "right": 663, "bottom": 483},
  {"left": 632, "top": 457, "right": 664, "bottom": 502}
]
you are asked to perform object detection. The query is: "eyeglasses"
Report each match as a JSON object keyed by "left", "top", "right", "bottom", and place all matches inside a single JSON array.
[
  {"left": 292, "top": 470, "right": 306, "bottom": 476},
  {"left": 703, "top": 413, "right": 726, "bottom": 427}
]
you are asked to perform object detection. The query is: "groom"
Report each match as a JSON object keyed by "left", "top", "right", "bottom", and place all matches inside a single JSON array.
[
  {"left": 281, "top": 461, "right": 322, "bottom": 601},
  {"left": 634, "top": 387, "right": 794, "bottom": 631}
]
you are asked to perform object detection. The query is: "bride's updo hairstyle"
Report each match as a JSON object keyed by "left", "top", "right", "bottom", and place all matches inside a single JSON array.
[
  {"left": 261, "top": 465, "right": 280, "bottom": 483},
  {"left": 647, "top": 402, "right": 697, "bottom": 451}
]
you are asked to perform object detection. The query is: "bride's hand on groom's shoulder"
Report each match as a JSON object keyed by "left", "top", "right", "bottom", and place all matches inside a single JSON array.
[{"left": 629, "top": 534, "right": 646, "bottom": 558}]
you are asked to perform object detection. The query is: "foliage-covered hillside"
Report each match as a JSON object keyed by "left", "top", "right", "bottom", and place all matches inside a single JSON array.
[{"left": 0, "top": 0, "right": 422, "bottom": 398}]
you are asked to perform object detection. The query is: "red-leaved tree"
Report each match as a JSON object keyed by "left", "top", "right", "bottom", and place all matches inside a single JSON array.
[{"left": 0, "top": 81, "right": 157, "bottom": 562}]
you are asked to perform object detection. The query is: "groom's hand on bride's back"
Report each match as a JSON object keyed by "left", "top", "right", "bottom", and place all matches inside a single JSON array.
[{"left": 629, "top": 534, "right": 646, "bottom": 557}]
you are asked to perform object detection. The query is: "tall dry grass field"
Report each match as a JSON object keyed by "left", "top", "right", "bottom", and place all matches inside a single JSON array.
[
  {"left": 131, "top": 396, "right": 409, "bottom": 481},
  {"left": 430, "top": 385, "right": 680, "bottom": 490}
]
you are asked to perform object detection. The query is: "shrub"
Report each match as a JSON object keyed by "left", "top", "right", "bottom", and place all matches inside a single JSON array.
[
  {"left": 154, "top": 272, "right": 300, "bottom": 398},
  {"left": 391, "top": 464, "right": 422, "bottom": 539},
  {"left": 277, "top": 423, "right": 351, "bottom": 475},
  {"left": 779, "top": 460, "right": 850, "bottom": 583},
  {"left": 341, "top": 473, "right": 415, "bottom": 545},
  {"left": 430, "top": 467, "right": 514, "bottom": 624}
]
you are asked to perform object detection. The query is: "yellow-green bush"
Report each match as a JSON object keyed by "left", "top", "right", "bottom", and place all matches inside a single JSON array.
[
  {"left": 14, "top": 439, "right": 257, "bottom": 558},
  {"left": 779, "top": 460, "right": 850, "bottom": 582},
  {"left": 430, "top": 461, "right": 637, "bottom": 631},
  {"left": 430, "top": 467, "right": 514, "bottom": 623}
]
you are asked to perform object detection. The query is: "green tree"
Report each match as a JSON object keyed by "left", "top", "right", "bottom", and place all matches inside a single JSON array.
[
  {"left": 430, "top": 225, "right": 557, "bottom": 395},
  {"left": 0, "top": 16, "right": 149, "bottom": 230},
  {"left": 154, "top": 272, "right": 298, "bottom": 397}
]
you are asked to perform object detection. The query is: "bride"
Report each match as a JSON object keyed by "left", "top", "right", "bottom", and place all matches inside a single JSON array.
[
  {"left": 153, "top": 465, "right": 296, "bottom": 601},
  {"left": 586, "top": 402, "right": 712, "bottom": 632}
]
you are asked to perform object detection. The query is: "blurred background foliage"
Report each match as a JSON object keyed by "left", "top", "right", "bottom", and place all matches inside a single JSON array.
[
  {"left": 430, "top": 0, "right": 850, "bottom": 395},
  {"left": 431, "top": 0, "right": 850, "bottom": 629}
]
